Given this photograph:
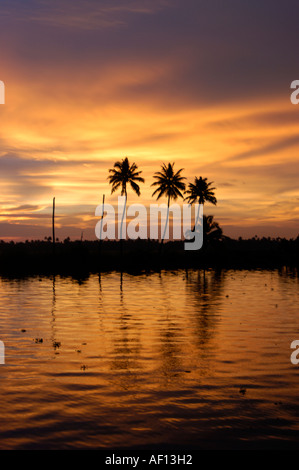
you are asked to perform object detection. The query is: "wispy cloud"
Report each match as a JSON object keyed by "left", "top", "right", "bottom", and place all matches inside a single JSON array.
[
  {"left": 226, "top": 135, "right": 299, "bottom": 164},
  {"left": 1, "top": 0, "right": 299, "bottom": 239},
  {"left": 1, "top": 0, "right": 172, "bottom": 30}
]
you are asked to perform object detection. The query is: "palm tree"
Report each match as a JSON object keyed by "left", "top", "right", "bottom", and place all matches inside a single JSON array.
[
  {"left": 151, "top": 162, "right": 186, "bottom": 244},
  {"left": 203, "top": 215, "right": 222, "bottom": 242},
  {"left": 184, "top": 176, "right": 217, "bottom": 230},
  {"left": 108, "top": 157, "right": 144, "bottom": 241}
]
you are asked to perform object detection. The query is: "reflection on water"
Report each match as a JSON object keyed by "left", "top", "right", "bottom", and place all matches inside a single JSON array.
[{"left": 0, "top": 268, "right": 299, "bottom": 449}]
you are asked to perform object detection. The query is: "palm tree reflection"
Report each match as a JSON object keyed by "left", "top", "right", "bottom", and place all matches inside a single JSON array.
[
  {"left": 185, "top": 269, "right": 225, "bottom": 373},
  {"left": 157, "top": 273, "right": 186, "bottom": 383},
  {"left": 50, "top": 274, "right": 60, "bottom": 353},
  {"left": 109, "top": 273, "right": 142, "bottom": 384}
]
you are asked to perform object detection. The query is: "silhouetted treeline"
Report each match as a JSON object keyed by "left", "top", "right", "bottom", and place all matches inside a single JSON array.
[{"left": 0, "top": 235, "right": 298, "bottom": 276}]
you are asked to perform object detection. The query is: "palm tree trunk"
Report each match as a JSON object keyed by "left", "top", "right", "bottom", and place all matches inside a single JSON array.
[
  {"left": 99, "top": 194, "right": 105, "bottom": 255},
  {"left": 192, "top": 199, "right": 203, "bottom": 232},
  {"left": 161, "top": 196, "right": 170, "bottom": 245},
  {"left": 120, "top": 190, "right": 127, "bottom": 257},
  {"left": 120, "top": 192, "right": 127, "bottom": 240},
  {"left": 195, "top": 199, "right": 202, "bottom": 228}
]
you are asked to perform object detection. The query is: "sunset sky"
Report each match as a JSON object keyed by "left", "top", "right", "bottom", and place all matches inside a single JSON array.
[{"left": 0, "top": 0, "right": 299, "bottom": 241}]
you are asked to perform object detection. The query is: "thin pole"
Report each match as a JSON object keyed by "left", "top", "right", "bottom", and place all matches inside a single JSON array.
[
  {"left": 120, "top": 192, "right": 127, "bottom": 258},
  {"left": 52, "top": 197, "right": 55, "bottom": 252},
  {"left": 99, "top": 194, "right": 105, "bottom": 241},
  {"left": 161, "top": 195, "right": 170, "bottom": 245},
  {"left": 99, "top": 194, "right": 105, "bottom": 260}
]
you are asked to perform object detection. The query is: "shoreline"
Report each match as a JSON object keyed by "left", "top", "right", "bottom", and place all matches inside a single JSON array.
[{"left": 0, "top": 238, "right": 298, "bottom": 276}]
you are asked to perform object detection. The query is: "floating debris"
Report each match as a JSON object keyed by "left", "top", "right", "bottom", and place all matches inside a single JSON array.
[
  {"left": 80, "top": 365, "right": 87, "bottom": 371},
  {"left": 239, "top": 387, "right": 246, "bottom": 395},
  {"left": 21, "top": 329, "right": 26, "bottom": 333},
  {"left": 34, "top": 338, "right": 43, "bottom": 343},
  {"left": 53, "top": 341, "right": 61, "bottom": 349}
]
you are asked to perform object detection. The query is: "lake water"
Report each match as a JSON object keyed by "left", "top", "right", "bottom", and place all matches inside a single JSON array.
[{"left": 0, "top": 268, "right": 299, "bottom": 449}]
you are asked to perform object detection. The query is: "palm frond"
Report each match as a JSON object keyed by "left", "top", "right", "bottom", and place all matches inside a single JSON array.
[
  {"left": 108, "top": 157, "right": 144, "bottom": 197},
  {"left": 151, "top": 162, "right": 186, "bottom": 201},
  {"left": 184, "top": 176, "right": 217, "bottom": 206}
]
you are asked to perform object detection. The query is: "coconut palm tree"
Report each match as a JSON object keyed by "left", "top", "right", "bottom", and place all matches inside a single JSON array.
[
  {"left": 108, "top": 157, "right": 144, "bottom": 241},
  {"left": 203, "top": 215, "right": 222, "bottom": 242},
  {"left": 151, "top": 162, "right": 186, "bottom": 244},
  {"left": 184, "top": 176, "right": 217, "bottom": 230}
]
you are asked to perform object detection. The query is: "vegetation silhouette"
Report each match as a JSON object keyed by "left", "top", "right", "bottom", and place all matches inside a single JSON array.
[
  {"left": 203, "top": 215, "right": 223, "bottom": 242},
  {"left": 108, "top": 157, "right": 144, "bottom": 250},
  {"left": 1, "top": 158, "right": 298, "bottom": 277},
  {"left": 184, "top": 176, "right": 217, "bottom": 231},
  {"left": 0, "top": 236, "right": 298, "bottom": 277},
  {"left": 185, "top": 176, "right": 217, "bottom": 206}
]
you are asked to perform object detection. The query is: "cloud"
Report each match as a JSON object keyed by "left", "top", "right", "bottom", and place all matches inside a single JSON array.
[
  {"left": 4, "top": 204, "right": 42, "bottom": 212},
  {"left": 2, "top": 0, "right": 299, "bottom": 108},
  {"left": 1, "top": 0, "right": 299, "bottom": 239},
  {"left": 0, "top": 153, "right": 109, "bottom": 176},
  {"left": 225, "top": 135, "right": 299, "bottom": 163},
  {"left": 1, "top": 0, "right": 172, "bottom": 30},
  {"left": 0, "top": 213, "right": 52, "bottom": 219},
  {"left": 217, "top": 182, "right": 236, "bottom": 188}
]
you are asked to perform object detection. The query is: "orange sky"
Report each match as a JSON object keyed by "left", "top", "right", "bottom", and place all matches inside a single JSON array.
[{"left": 0, "top": 0, "right": 299, "bottom": 240}]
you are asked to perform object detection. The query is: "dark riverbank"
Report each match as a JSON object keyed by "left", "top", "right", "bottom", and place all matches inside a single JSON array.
[{"left": 0, "top": 236, "right": 298, "bottom": 276}]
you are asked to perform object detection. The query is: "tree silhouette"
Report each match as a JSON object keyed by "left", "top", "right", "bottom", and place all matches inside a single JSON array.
[
  {"left": 203, "top": 215, "right": 222, "bottom": 242},
  {"left": 184, "top": 177, "right": 217, "bottom": 230},
  {"left": 108, "top": 157, "right": 144, "bottom": 242},
  {"left": 151, "top": 162, "right": 185, "bottom": 244}
]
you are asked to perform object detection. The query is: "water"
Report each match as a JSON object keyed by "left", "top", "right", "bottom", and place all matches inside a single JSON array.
[{"left": 0, "top": 268, "right": 299, "bottom": 449}]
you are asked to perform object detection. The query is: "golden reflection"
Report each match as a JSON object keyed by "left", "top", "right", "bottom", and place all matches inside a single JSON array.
[
  {"left": 50, "top": 274, "right": 59, "bottom": 353},
  {"left": 109, "top": 273, "right": 142, "bottom": 380},
  {"left": 1, "top": 270, "right": 299, "bottom": 449},
  {"left": 156, "top": 273, "right": 185, "bottom": 383},
  {"left": 185, "top": 270, "right": 225, "bottom": 374}
]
